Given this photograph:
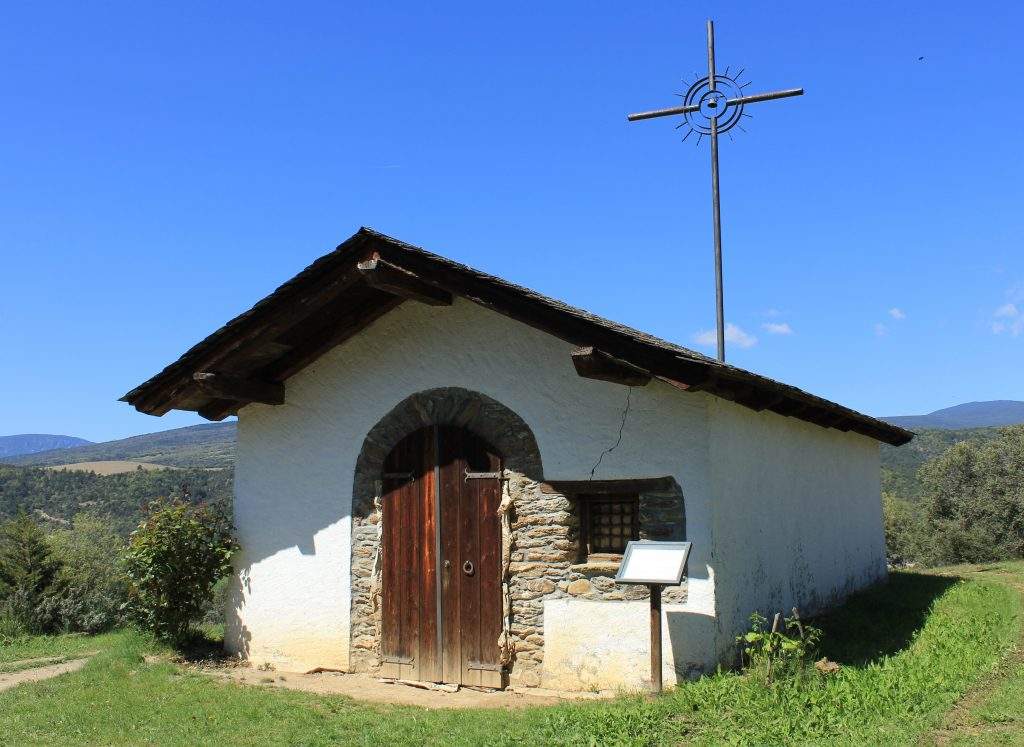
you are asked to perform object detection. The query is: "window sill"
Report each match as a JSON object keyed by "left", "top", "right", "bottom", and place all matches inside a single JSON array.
[{"left": 570, "top": 558, "right": 623, "bottom": 575}]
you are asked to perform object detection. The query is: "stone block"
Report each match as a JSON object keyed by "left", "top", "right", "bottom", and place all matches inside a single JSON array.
[{"left": 567, "top": 579, "right": 592, "bottom": 595}]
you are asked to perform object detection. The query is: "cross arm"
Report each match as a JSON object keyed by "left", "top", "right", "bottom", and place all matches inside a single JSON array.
[
  {"left": 728, "top": 87, "right": 803, "bottom": 107},
  {"left": 627, "top": 102, "right": 700, "bottom": 122},
  {"left": 627, "top": 87, "right": 803, "bottom": 122}
]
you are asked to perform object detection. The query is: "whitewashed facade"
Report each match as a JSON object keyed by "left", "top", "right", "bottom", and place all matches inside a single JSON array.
[{"left": 224, "top": 297, "right": 887, "bottom": 691}]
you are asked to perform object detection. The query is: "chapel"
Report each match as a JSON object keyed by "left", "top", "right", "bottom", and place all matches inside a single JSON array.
[{"left": 123, "top": 228, "right": 911, "bottom": 692}]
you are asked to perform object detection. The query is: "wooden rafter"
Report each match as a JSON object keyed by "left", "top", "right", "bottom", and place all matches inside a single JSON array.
[
  {"left": 197, "top": 294, "right": 404, "bottom": 422},
  {"left": 120, "top": 229, "right": 913, "bottom": 446},
  {"left": 570, "top": 346, "right": 652, "bottom": 387},
  {"left": 128, "top": 261, "right": 366, "bottom": 416},
  {"left": 357, "top": 258, "right": 453, "bottom": 306},
  {"left": 192, "top": 372, "right": 284, "bottom": 405}
]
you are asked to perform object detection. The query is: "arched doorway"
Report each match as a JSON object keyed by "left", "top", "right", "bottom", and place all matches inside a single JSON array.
[{"left": 379, "top": 424, "right": 504, "bottom": 687}]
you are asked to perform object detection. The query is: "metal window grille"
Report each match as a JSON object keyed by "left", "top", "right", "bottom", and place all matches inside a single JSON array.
[{"left": 581, "top": 495, "right": 639, "bottom": 556}]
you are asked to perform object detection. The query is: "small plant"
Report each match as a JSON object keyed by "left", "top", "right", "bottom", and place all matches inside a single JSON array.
[
  {"left": 0, "top": 610, "right": 29, "bottom": 646},
  {"left": 122, "top": 497, "right": 238, "bottom": 644},
  {"left": 736, "top": 609, "right": 822, "bottom": 684}
]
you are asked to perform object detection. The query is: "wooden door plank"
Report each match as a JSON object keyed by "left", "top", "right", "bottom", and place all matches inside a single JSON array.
[
  {"left": 438, "top": 426, "right": 463, "bottom": 684},
  {"left": 460, "top": 434, "right": 485, "bottom": 687},
  {"left": 477, "top": 446, "right": 504, "bottom": 687},
  {"left": 400, "top": 432, "right": 420, "bottom": 681},
  {"left": 418, "top": 426, "right": 439, "bottom": 682}
]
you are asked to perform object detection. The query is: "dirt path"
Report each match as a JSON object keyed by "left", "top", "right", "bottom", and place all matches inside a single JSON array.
[
  {"left": 203, "top": 667, "right": 571, "bottom": 709},
  {"left": 922, "top": 564, "right": 1024, "bottom": 746},
  {"left": 0, "top": 656, "right": 93, "bottom": 692}
]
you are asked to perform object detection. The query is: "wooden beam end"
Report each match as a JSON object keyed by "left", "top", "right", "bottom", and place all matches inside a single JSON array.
[
  {"left": 193, "top": 372, "right": 285, "bottom": 406},
  {"left": 571, "top": 346, "right": 651, "bottom": 387},
  {"left": 357, "top": 258, "right": 453, "bottom": 306}
]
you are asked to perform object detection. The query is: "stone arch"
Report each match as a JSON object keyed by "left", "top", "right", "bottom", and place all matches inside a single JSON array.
[{"left": 348, "top": 387, "right": 544, "bottom": 672}]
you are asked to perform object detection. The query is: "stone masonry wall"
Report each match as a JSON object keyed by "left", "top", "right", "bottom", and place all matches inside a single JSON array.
[
  {"left": 347, "top": 388, "right": 687, "bottom": 688},
  {"left": 504, "top": 474, "right": 686, "bottom": 688},
  {"left": 350, "top": 471, "right": 685, "bottom": 687}
]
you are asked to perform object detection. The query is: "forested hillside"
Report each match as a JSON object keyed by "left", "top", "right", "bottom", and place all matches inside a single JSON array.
[
  {"left": 880, "top": 426, "right": 1003, "bottom": 500},
  {"left": 0, "top": 465, "right": 232, "bottom": 535},
  {"left": 2, "top": 423, "right": 236, "bottom": 470}
]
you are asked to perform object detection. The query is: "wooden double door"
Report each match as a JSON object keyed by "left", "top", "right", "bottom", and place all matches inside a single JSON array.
[{"left": 380, "top": 425, "right": 504, "bottom": 688}]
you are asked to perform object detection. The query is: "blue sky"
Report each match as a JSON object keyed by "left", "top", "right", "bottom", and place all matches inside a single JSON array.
[{"left": 1, "top": 1, "right": 1022, "bottom": 442}]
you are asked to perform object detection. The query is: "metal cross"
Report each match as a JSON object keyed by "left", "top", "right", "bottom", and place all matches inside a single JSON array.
[{"left": 628, "top": 20, "right": 803, "bottom": 362}]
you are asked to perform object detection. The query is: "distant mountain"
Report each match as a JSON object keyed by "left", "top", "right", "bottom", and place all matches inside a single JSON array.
[
  {"left": 0, "top": 422, "right": 236, "bottom": 470},
  {"left": 882, "top": 401, "right": 1024, "bottom": 430},
  {"left": 0, "top": 434, "right": 92, "bottom": 459}
]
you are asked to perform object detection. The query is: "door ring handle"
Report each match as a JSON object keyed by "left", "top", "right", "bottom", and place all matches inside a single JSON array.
[{"left": 462, "top": 560, "right": 474, "bottom": 576}]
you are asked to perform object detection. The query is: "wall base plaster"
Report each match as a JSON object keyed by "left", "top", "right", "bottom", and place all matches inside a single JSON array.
[{"left": 542, "top": 598, "right": 717, "bottom": 691}]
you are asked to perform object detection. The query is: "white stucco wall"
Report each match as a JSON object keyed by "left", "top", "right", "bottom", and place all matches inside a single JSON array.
[
  {"left": 707, "top": 398, "right": 886, "bottom": 652},
  {"left": 225, "top": 294, "right": 887, "bottom": 687},
  {"left": 541, "top": 587, "right": 718, "bottom": 691},
  {"left": 226, "top": 297, "right": 716, "bottom": 678}
]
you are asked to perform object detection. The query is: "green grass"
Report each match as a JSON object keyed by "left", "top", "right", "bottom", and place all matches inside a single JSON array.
[
  {"left": 0, "top": 568, "right": 1020, "bottom": 746},
  {"left": 0, "top": 629, "right": 120, "bottom": 664},
  {"left": 933, "top": 562, "right": 1024, "bottom": 746}
]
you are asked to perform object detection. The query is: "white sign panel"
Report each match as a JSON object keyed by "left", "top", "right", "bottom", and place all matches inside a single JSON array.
[{"left": 614, "top": 541, "right": 691, "bottom": 585}]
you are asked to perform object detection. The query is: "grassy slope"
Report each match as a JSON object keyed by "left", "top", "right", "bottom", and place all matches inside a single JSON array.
[
  {"left": 0, "top": 630, "right": 123, "bottom": 665},
  {"left": 927, "top": 562, "right": 1024, "bottom": 746},
  {"left": 1, "top": 567, "right": 1022, "bottom": 746}
]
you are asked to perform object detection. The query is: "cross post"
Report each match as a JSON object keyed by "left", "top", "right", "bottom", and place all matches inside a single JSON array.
[{"left": 628, "top": 19, "right": 803, "bottom": 363}]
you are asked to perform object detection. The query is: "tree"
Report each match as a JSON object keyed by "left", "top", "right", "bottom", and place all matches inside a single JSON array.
[
  {"left": 0, "top": 510, "right": 62, "bottom": 631},
  {"left": 122, "top": 498, "right": 238, "bottom": 643},
  {"left": 43, "top": 513, "right": 129, "bottom": 633},
  {"left": 917, "top": 425, "right": 1024, "bottom": 565},
  {"left": 882, "top": 493, "right": 924, "bottom": 566}
]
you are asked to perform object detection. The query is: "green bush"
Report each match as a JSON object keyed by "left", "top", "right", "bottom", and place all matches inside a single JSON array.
[
  {"left": 203, "top": 575, "right": 232, "bottom": 628},
  {"left": 882, "top": 492, "right": 926, "bottom": 566},
  {"left": 41, "top": 514, "right": 130, "bottom": 633},
  {"left": 0, "top": 510, "right": 61, "bottom": 632},
  {"left": 122, "top": 498, "right": 238, "bottom": 643},
  {"left": 917, "top": 425, "right": 1024, "bottom": 565},
  {"left": 883, "top": 425, "right": 1024, "bottom": 567}
]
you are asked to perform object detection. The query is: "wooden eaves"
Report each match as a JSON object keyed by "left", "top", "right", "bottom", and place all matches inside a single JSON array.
[{"left": 120, "top": 228, "right": 914, "bottom": 446}]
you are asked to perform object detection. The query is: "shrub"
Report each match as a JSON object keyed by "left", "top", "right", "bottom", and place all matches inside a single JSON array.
[
  {"left": 122, "top": 498, "right": 238, "bottom": 643},
  {"left": 203, "top": 575, "right": 232, "bottom": 628},
  {"left": 883, "top": 493, "right": 926, "bottom": 566},
  {"left": 0, "top": 510, "right": 62, "bottom": 632},
  {"left": 917, "top": 426, "right": 1024, "bottom": 565},
  {"left": 41, "top": 514, "right": 130, "bottom": 633}
]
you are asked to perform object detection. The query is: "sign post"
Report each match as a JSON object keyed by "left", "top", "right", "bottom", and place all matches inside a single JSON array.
[{"left": 615, "top": 541, "right": 692, "bottom": 693}]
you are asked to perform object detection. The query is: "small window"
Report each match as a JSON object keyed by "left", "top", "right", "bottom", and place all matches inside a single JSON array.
[{"left": 579, "top": 494, "right": 640, "bottom": 559}]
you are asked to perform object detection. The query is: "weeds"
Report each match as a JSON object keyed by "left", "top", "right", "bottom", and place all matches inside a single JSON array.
[{"left": 736, "top": 609, "right": 822, "bottom": 684}]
